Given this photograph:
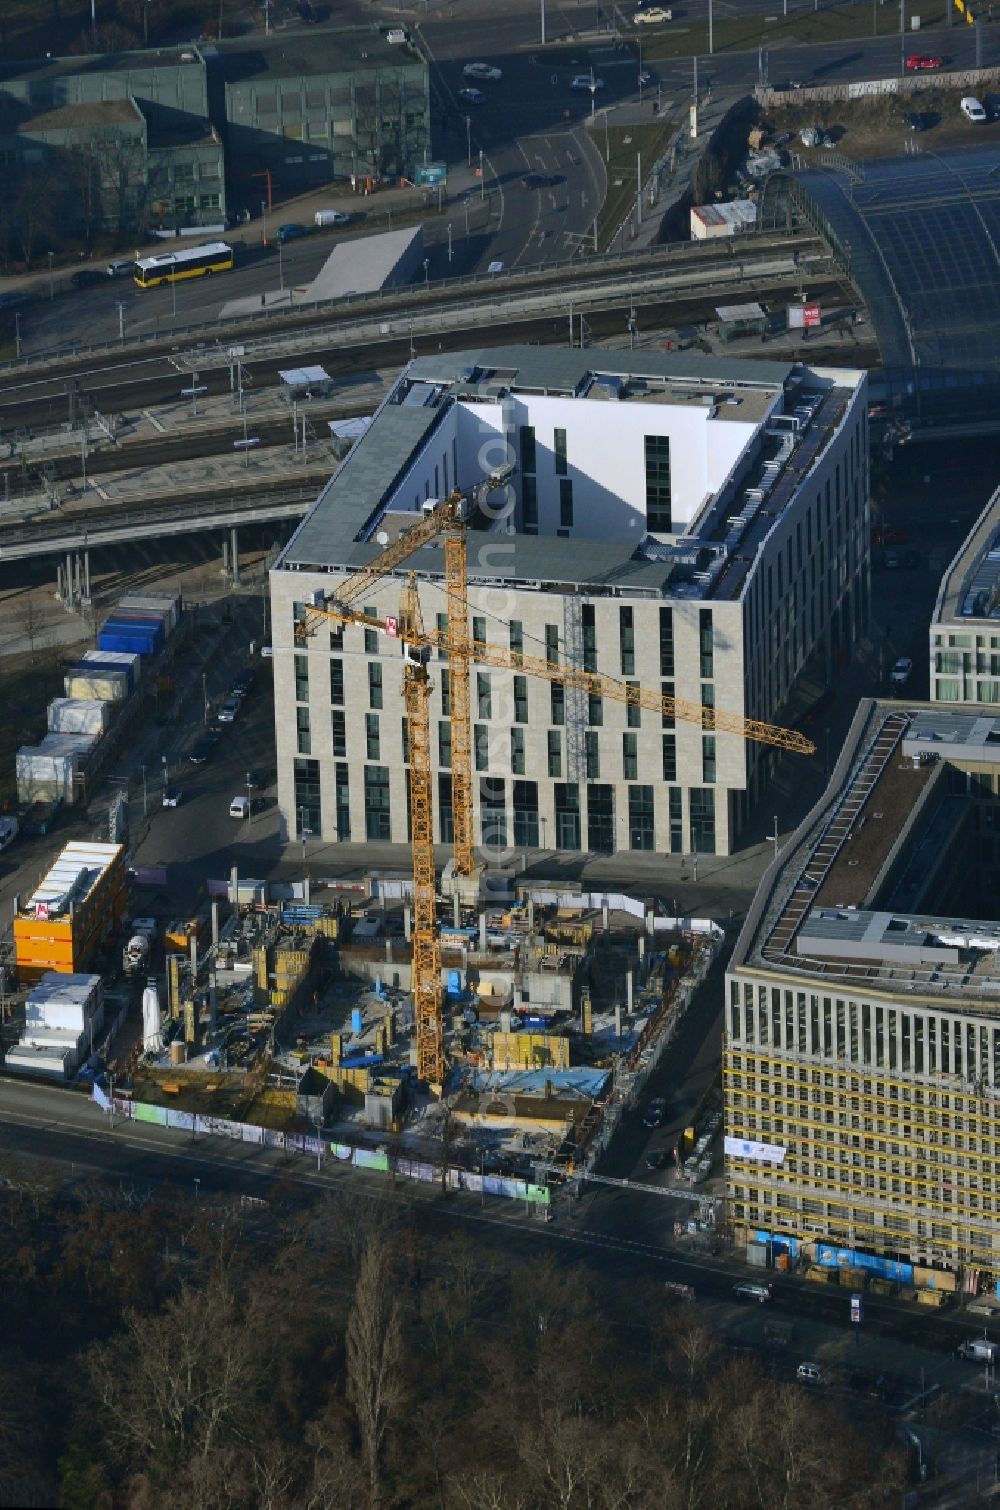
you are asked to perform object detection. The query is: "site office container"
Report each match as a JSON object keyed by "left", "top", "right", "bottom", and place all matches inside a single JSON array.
[
  {"left": 101, "top": 614, "right": 164, "bottom": 649},
  {"left": 79, "top": 648, "right": 140, "bottom": 691},
  {"left": 108, "top": 609, "right": 172, "bottom": 641},
  {"left": 65, "top": 669, "right": 130, "bottom": 701},
  {"left": 13, "top": 844, "right": 128, "bottom": 977},
  {"left": 115, "top": 593, "right": 181, "bottom": 634},
  {"left": 97, "top": 630, "right": 158, "bottom": 658},
  {"left": 47, "top": 699, "right": 112, "bottom": 736}
]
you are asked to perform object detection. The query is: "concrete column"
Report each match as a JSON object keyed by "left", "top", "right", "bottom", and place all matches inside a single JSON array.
[
  {"left": 479, "top": 912, "right": 487, "bottom": 952},
  {"left": 73, "top": 553, "right": 82, "bottom": 603},
  {"left": 638, "top": 934, "right": 646, "bottom": 960},
  {"left": 211, "top": 900, "right": 220, "bottom": 947},
  {"left": 404, "top": 904, "right": 412, "bottom": 942},
  {"left": 645, "top": 906, "right": 655, "bottom": 937},
  {"left": 453, "top": 894, "right": 461, "bottom": 929},
  {"left": 82, "top": 550, "right": 91, "bottom": 600},
  {"left": 230, "top": 864, "right": 239, "bottom": 907},
  {"left": 230, "top": 527, "right": 240, "bottom": 585},
  {"left": 303, "top": 873, "right": 311, "bottom": 905},
  {"left": 65, "top": 551, "right": 74, "bottom": 607},
  {"left": 189, "top": 930, "right": 198, "bottom": 979},
  {"left": 385, "top": 937, "right": 393, "bottom": 962},
  {"left": 626, "top": 970, "right": 634, "bottom": 1012},
  {"left": 56, "top": 561, "right": 64, "bottom": 604},
  {"left": 527, "top": 897, "right": 534, "bottom": 932},
  {"left": 222, "top": 535, "right": 229, "bottom": 579},
  {"left": 615, "top": 1004, "right": 623, "bottom": 1039},
  {"left": 602, "top": 900, "right": 609, "bottom": 933}
]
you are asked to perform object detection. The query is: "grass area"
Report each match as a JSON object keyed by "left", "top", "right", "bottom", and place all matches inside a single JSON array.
[
  {"left": 634, "top": 1, "right": 952, "bottom": 64},
  {"left": 594, "top": 117, "right": 678, "bottom": 251}
]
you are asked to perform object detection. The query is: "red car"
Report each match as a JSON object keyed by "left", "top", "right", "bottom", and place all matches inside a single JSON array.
[{"left": 906, "top": 54, "right": 942, "bottom": 70}]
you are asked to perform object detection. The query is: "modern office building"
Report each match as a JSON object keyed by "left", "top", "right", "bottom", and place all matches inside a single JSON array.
[
  {"left": 270, "top": 345, "right": 869, "bottom": 860},
  {"left": 930, "top": 483, "right": 1000, "bottom": 706},
  {"left": 214, "top": 28, "right": 431, "bottom": 207},
  {"left": 725, "top": 698, "right": 1000, "bottom": 1289}
]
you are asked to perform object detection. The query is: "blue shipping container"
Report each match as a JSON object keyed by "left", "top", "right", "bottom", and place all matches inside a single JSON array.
[
  {"left": 98, "top": 631, "right": 157, "bottom": 656},
  {"left": 100, "top": 624, "right": 161, "bottom": 653},
  {"left": 103, "top": 615, "right": 163, "bottom": 646}
]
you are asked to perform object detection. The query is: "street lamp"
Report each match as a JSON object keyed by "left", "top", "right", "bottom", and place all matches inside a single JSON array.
[
  {"left": 140, "top": 763, "right": 147, "bottom": 818},
  {"left": 423, "top": 257, "right": 430, "bottom": 285},
  {"left": 479, "top": 147, "right": 485, "bottom": 200},
  {"left": 47, "top": 251, "right": 54, "bottom": 301},
  {"left": 589, "top": 71, "right": 597, "bottom": 121},
  {"left": 202, "top": 672, "right": 209, "bottom": 726},
  {"left": 447, "top": 222, "right": 453, "bottom": 263},
  {"left": 246, "top": 769, "right": 253, "bottom": 823},
  {"left": 193, "top": 1177, "right": 201, "bottom": 1199},
  {"left": 261, "top": 199, "right": 268, "bottom": 246},
  {"left": 278, "top": 238, "right": 284, "bottom": 291},
  {"left": 465, "top": 114, "right": 472, "bottom": 167}
]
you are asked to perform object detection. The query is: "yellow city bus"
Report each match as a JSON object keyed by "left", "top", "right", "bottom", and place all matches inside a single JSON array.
[{"left": 133, "top": 241, "right": 234, "bottom": 288}]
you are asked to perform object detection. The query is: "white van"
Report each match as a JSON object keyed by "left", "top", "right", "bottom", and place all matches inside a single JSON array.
[
  {"left": 796, "top": 1362, "right": 825, "bottom": 1384},
  {"left": 961, "top": 96, "right": 987, "bottom": 122},
  {"left": 315, "top": 209, "right": 350, "bottom": 228},
  {"left": 229, "top": 795, "right": 250, "bottom": 819}
]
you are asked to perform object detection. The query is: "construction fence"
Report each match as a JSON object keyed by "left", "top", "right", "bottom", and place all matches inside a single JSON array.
[{"left": 90, "top": 1082, "right": 549, "bottom": 1205}]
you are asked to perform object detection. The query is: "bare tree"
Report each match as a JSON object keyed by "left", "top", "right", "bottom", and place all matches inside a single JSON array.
[
  {"left": 346, "top": 1240, "right": 404, "bottom": 1508},
  {"left": 12, "top": 173, "right": 54, "bottom": 268}
]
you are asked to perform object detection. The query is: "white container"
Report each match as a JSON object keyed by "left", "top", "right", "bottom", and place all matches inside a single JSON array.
[
  {"left": 64, "top": 671, "right": 129, "bottom": 702},
  {"left": 48, "top": 698, "right": 112, "bottom": 735},
  {"left": 116, "top": 591, "right": 181, "bottom": 633}
]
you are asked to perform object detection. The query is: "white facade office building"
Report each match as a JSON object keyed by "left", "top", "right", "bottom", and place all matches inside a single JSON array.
[{"left": 270, "top": 346, "right": 869, "bottom": 860}]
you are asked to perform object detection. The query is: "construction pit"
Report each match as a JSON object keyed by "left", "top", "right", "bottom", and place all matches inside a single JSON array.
[{"left": 119, "top": 881, "right": 718, "bottom": 1180}]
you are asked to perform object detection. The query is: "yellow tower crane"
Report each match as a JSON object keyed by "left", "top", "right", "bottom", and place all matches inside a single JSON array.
[{"left": 297, "top": 498, "right": 814, "bottom": 1087}]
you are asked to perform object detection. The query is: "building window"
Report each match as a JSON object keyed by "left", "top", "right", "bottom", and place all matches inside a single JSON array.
[
  {"left": 401, "top": 717, "right": 409, "bottom": 765},
  {"left": 365, "top": 713, "right": 380, "bottom": 761},
  {"left": 294, "top": 757, "right": 320, "bottom": 837},
  {"left": 436, "top": 611, "right": 448, "bottom": 660},
  {"left": 662, "top": 734, "right": 677, "bottom": 781},
  {"left": 474, "top": 725, "right": 489, "bottom": 771},
  {"left": 619, "top": 607, "right": 635, "bottom": 676},
  {"left": 472, "top": 615, "right": 486, "bottom": 649},
  {"left": 440, "top": 668, "right": 451, "bottom": 716},
  {"left": 585, "top": 730, "right": 600, "bottom": 779},
  {"left": 509, "top": 620, "right": 524, "bottom": 662},
  {"left": 332, "top": 709, "right": 346, "bottom": 757},
  {"left": 335, "top": 762, "right": 350, "bottom": 841},
  {"left": 438, "top": 772, "right": 453, "bottom": 844},
  {"left": 582, "top": 604, "right": 597, "bottom": 672},
  {"left": 294, "top": 653, "right": 309, "bottom": 702},
  {"left": 645, "top": 434, "right": 672, "bottom": 532},
  {"left": 669, "top": 787, "right": 683, "bottom": 854},
  {"left": 550, "top": 682, "right": 565, "bottom": 726},
  {"left": 559, "top": 477, "right": 574, "bottom": 528},
  {"left": 699, "top": 608, "right": 714, "bottom": 679},
  {"left": 555, "top": 782, "right": 580, "bottom": 849},
  {"left": 690, "top": 787, "right": 716, "bottom": 854},
  {"left": 545, "top": 624, "right": 559, "bottom": 665},
  {"left": 438, "top": 720, "right": 452, "bottom": 767},
  {"left": 368, "top": 661, "right": 383, "bottom": 709},
  {"left": 587, "top": 784, "right": 614, "bottom": 853},
  {"left": 296, "top": 706, "right": 311, "bottom": 755},
  {"left": 702, "top": 734, "right": 717, "bottom": 784},
  {"left": 626, "top": 681, "right": 641, "bottom": 728},
  {"left": 511, "top": 727, "right": 525, "bottom": 774},
  {"left": 477, "top": 671, "right": 492, "bottom": 719},
  {"left": 701, "top": 683, "right": 715, "bottom": 730},
  {"left": 659, "top": 606, "right": 674, "bottom": 677},
  {"left": 522, "top": 476, "right": 538, "bottom": 529},
  {"left": 622, "top": 732, "right": 637, "bottom": 781},
  {"left": 629, "top": 785, "right": 655, "bottom": 851},
  {"left": 481, "top": 777, "right": 507, "bottom": 852},
  {"left": 554, "top": 427, "right": 567, "bottom": 476},
  {"left": 364, "top": 604, "right": 378, "bottom": 655},
  {"left": 588, "top": 692, "right": 603, "bottom": 726},
  {"left": 330, "top": 658, "right": 344, "bottom": 706},
  {"left": 364, "top": 765, "right": 391, "bottom": 842},
  {"left": 520, "top": 424, "right": 536, "bottom": 473},
  {"left": 548, "top": 730, "right": 562, "bottom": 778},
  {"left": 662, "top": 681, "right": 675, "bottom": 729},
  {"left": 513, "top": 780, "right": 539, "bottom": 846},
  {"left": 514, "top": 675, "right": 528, "bottom": 723}
]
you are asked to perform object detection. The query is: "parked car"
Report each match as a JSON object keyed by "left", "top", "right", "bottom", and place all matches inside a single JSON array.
[
  {"left": 231, "top": 670, "right": 255, "bottom": 696},
  {"left": 188, "top": 731, "right": 218, "bottom": 764},
  {"left": 904, "top": 111, "right": 926, "bottom": 132},
  {"left": 645, "top": 1146, "right": 670, "bottom": 1170},
  {"left": 961, "top": 96, "right": 987, "bottom": 122},
  {"left": 71, "top": 269, "right": 105, "bottom": 288},
  {"left": 463, "top": 62, "right": 502, "bottom": 81},
  {"left": 107, "top": 259, "right": 134, "bottom": 277},
  {"left": 906, "top": 53, "right": 942, "bottom": 70},
  {"left": 733, "top": 1282, "right": 772, "bottom": 1303},
  {"left": 458, "top": 87, "right": 486, "bottom": 105},
  {"left": 643, "top": 1097, "right": 667, "bottom": 1128},
  {"left": 314, "top": 209, "right": 350, "bottom": 227},
  {"left": 276, "top": 222, "right": 311, "bottom": 243},
  {"left": 571, "top": 74, "right": 605, "bottom": 91},
  {"left": 890, "top": 656, "right": 913, "bottom": 687},
  {"left": 217, "top": 696, "right": 242, "bottom": 724},
  {"left": 796, "top": 1362, "right": 826, "bottom": 1385},
  {"left": 634, "top": 4, "right": 672, "bottom": 20},
  {"left": 162, "top": 787, "right": 183, "bottom": 808}
]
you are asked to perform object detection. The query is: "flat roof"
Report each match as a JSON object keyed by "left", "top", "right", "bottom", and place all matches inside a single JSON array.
[
  {"left": 278, "top": 344, "right": 819, "bottom": 591},
  {"left": 17, "top": 99, "right": 142, "bottom": 130},
  {"left": 308, "top": 225, "right": 422, "bottom": 302},
  {"left": 0, "top": 47, "right": 201, "bottom": 85},
  {"left": 733, "top": 699, "right": 1000, "bottom": 1003},
  {"left": 933, "top": 483, "right": 1000, "bottom": 626},
  {"left": 215, "top": 26, "right": 423, "bottom": 85},
  {"left": 24, "top": 841, "right": 123, "bottom": 916}
]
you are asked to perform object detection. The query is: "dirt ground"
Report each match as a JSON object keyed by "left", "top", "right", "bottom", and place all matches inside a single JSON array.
[{"left": 762, "top": 85, "right": 1000, "bottom": 161}]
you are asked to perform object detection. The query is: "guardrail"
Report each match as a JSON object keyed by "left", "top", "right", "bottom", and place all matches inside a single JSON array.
[{"left": 0, "top": 226, "right": 821, "bottom": 380}]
